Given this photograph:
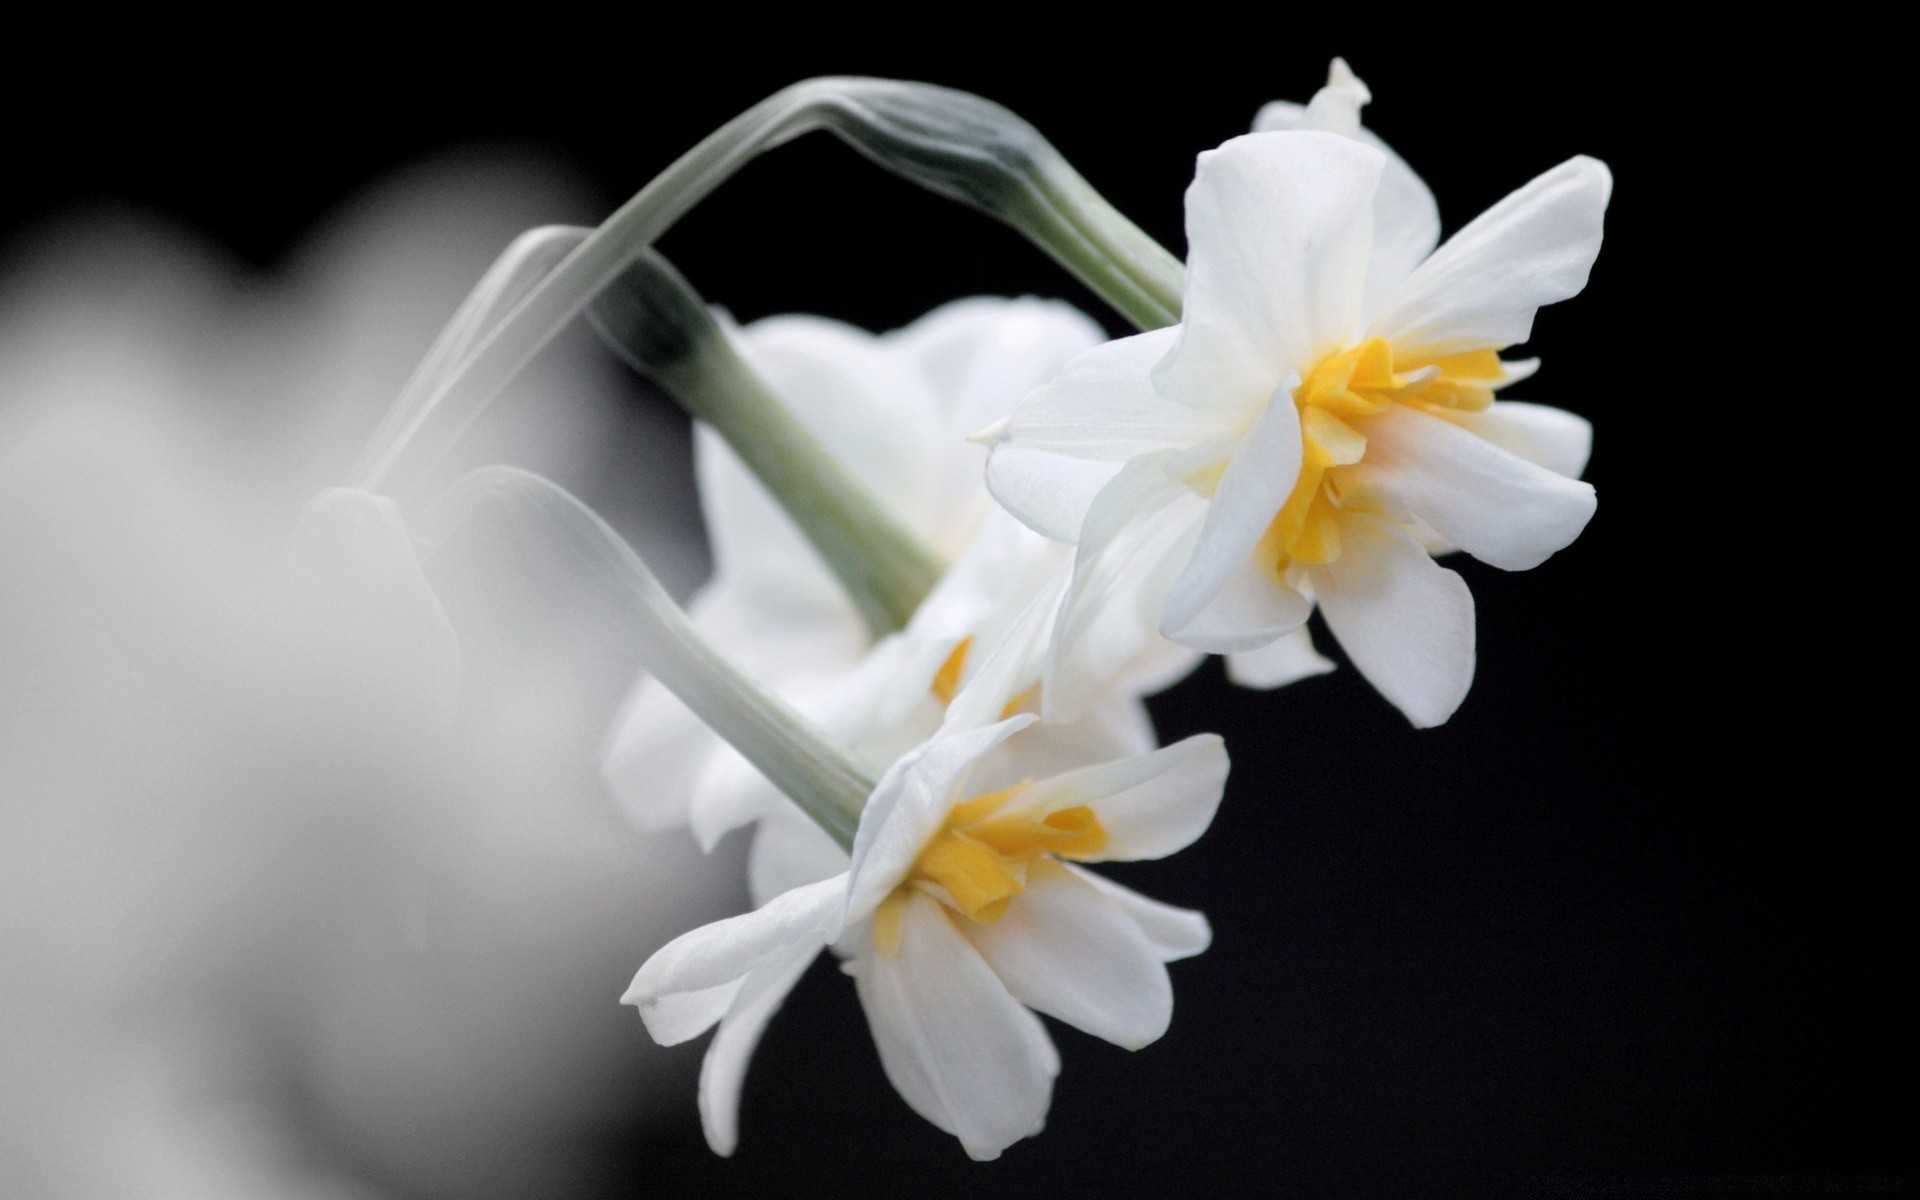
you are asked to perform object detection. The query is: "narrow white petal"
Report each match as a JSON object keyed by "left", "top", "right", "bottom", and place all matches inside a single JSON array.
[
  {"left": 1044, "top": 451, "right": 1208, "bottom": 722},
  {"left": 1456, "top": 400, "right": 1593, "bottom": 479},
  {"left": 965, "top": 860, "right": 1172, "bottom": 1050},
  {"left": 1226, "top": 625, "right": 1338, "bottom": 689},
  {"left": 1312, "top": 515, "right": 1475, "bottom": 727},
  {"left": 1023, "top": 733, "right": 1229, "bottom": 862},
  {"left": 1370, "top": 156, "right": 1613, "bottom": 355},
  {"left": 1360, "top": 404, "right": 1596, "bottom": 571},
  {"left": 623, "top": 874, "right": 847, "bottom": 1043},
  {"left": 1064, "top": 865, "right": 1212, "bottom": 962},
  {"left": 1157, "top": 131, "right": 1385, "bottom": 406},
  {"left": 853, "top": 893, "right": 1055, "bottom": 1160},
  {"left": 1162, "top": 391, "right": 1302, "bottom": 637},
  {"left": 844, "top": 718, "right": 1037, "bottom": 923},
  {"left": 698, "top": 941, "right": 820, "bottom": 1156},
  {"left": 602, "top": 677, "right": 720, "bottom": 832}
]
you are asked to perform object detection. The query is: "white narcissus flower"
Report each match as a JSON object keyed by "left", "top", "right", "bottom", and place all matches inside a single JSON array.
[
  {"left": 983, "top": 62, "right": 1608, "bottom": 727},
  {"left": 604, "top": 297, "right": 1199, "bottom": 852},
  {"left": 623, "top": 713, "right": 1226, "bottom": 1161}
]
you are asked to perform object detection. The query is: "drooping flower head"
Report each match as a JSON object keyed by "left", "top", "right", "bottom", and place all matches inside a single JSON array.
[
  {"left": 984, "top": 61, "right": 1609, "bottom": 726},
  {"left": 623, "top": 705, "right": 1227, "bottom": 1160}
]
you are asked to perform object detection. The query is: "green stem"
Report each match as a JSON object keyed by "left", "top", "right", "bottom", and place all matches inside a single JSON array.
[{"left": 588, "top": 251, "right": 944, "bottom": 636}]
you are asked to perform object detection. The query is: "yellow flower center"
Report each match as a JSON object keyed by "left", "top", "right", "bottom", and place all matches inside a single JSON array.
[
  {"left": 1265, "top": 338, "right": 1506, "bottom": 567},
  {"left": 872, "top": 781, "right": 1108, "bottom": 957}
]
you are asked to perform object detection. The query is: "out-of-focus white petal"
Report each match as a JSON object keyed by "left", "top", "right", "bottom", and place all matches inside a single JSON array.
[
  {"left": 278, "top": 487, "right": 461, "bottom": 730},
  {"left": 601, "top": 677, "right": 721, "bottom": 831},
  {"left": 1156, "top": 132, "right": 1385, "bottom": 405},
  {"left": 1369, "top": 156, "right": 1612, "bottom": 356},
  {"left": 1311, "top": 514, "right": 1475, "bottom": 728},
  {"left": 1226, "top": 625, "right": 1338, "bottom": 689},
  {"left": 1456, "top": 400, "right": 1593, "bottom": 479},
  {"left": 748, "top": 805, "right": 851, "bottom": 909},
  {"left": 1064, "top": 866, "right": 1212, "bottom": 962},
  {"left": 698, "top": 941, "right": 819, "bottom": 1156},
  {"left": 1162, "top": 391, "right": 1302, "bottom": 638},
  {"left": 845, "top": 718, "right": 1036, "bottom": 922},
  {"left": 688, "top": 745, "right": 790, "bottom": 853},
  {"left": 735, "top": 314, "right": 949, "bottom": 537},
  {"left": 853, "top": 892, "right": 1055, "bottom": 1160},
  {"left": 964, "top": 860, "right": 1171, "bottom": 1050},
  {"left": 622, "top": 874, "right": 847, "bottom": 1042},
  {"left": 1359, "top": 404, "right": 1596, "bottom": 571},
  {"left": 983, "top": 328, "right": 1217, "bottom": 544},
  {"left": 1021, "top": 734, "right": 1228, "bottom": 862}
]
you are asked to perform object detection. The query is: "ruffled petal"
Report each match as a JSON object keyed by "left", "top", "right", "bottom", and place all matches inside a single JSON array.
[
  {"left": 853, "top": 892, "right": 1055, "bottom": 1160},
  {"left": 1226, "top": 625, "right": 1337, "bottom": 690},
  {"left": 1368, "top": 156, "right": 1612, "bottom": 356},
  {"left": 1311, "top": 514, "right": 1475, "bottom": 728},
  {"left": 1156, "top": 131, "right": 1385, "bottom": 406},
  {"left": 964, "top": 860, "right": 1172, "bottom": 1050},
  {"left": 1161, "top": 390, "right": 1303, "bottom": 639},
  {"left": 1063, "top": 865, "right": 1212, "bottom": 962},
  {"left": 1020, "top": 733, "right": 1229, "bottom": 862},
  {"left": 1359, "top": 404, "right": 1596, "bottom": 571},
  {"left": 845, "top": 718, "right": 1036, "bottom": 922}
]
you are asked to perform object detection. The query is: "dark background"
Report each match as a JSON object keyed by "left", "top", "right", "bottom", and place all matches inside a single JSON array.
[{"left": 8, "top": 31, "right": 1899, "bottom": 1200}]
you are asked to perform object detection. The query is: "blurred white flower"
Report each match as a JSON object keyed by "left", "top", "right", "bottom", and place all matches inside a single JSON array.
[
  {"left": 984, "top": 63, "right": 1607, "bottom": 727},
  {"left": 0, "top": 156, "right": 732, "bottom": 1198},
  {"left": 603, "top": 297, "right": 1198, "bottom": 855},
  {"left": 624, "top": 712, "right": 1225, "bottom": 1161}
]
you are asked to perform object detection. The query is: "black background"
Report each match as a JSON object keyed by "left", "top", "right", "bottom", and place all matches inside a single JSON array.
[{"left": 8, "top": 30, "right": 1901, "bottom": 1200}]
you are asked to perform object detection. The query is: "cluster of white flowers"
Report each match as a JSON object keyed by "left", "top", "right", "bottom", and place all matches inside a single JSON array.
[{"left": 340, "top": 60, "right": 1609, "bottom": 1162}]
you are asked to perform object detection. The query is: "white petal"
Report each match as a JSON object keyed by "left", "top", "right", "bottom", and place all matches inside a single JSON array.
[
  {"left": 853, "top": 893, "right": 1055, "bottom": 1160},
  {"left": 844, "top": 718, "right": 1037, "bottom": 922},
  {"left": 735, "top": 314, "right": 951, "bottom": 540},
  {"left": 622, "top": 874, "right": 847, "bottom": 1043},
  {"left": 983, "top": 328, "right": 1219, "bottom": 543},
  {"left": 1064, "top": 865, "right": 1212, "bottom": 962},
  {"left": 693, "top": 424, "right": 846, "bottom": 613},
  {"left": 1226, "top": 625, "right": 1337, "bottom": 689},
  {"left": 1163, "top": 549, "right": 1313, "bottom": 654},
  {"left": 1045, "top": 452, "right": 1208, "bottom": 722},
  {"left": 689, "top": 743, "right": 789, "bottom": 853},
  {"left": 964, "top": 860, "right": 1172, "bottom": 1050},
  {"left": 1156, "top": 131, "right": 1385, "bottom": 407},
  {"left": 1022, "top": 733, "right": 1229, "bottom": 862},
  {"left": 748, "top": 804, "right": 852, "bottom": 908},
  {"left": 698, "top": 940, "right": 819, "bottom": 1156},
  {"left": 1250, "top": 75, "right": 1440, "bottom": 311},
  {"left": 1359, "top": 404, "right": 1596, "bottom": 571},
  {"left": 1370, "top": 156, "right": 1612, "bottom": 356},
  {"left": 1161, "top": 390, "right": 1302, "bottom": 637},
  {"left": 601, "top": 675, "right": 721, "bottom": 832},
  {"left": 1455, "top": 400, "right": 1593, "bottom": 479},
  {"left": 1312, "top": 514, "right": 1475, "bottom": 728}
]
